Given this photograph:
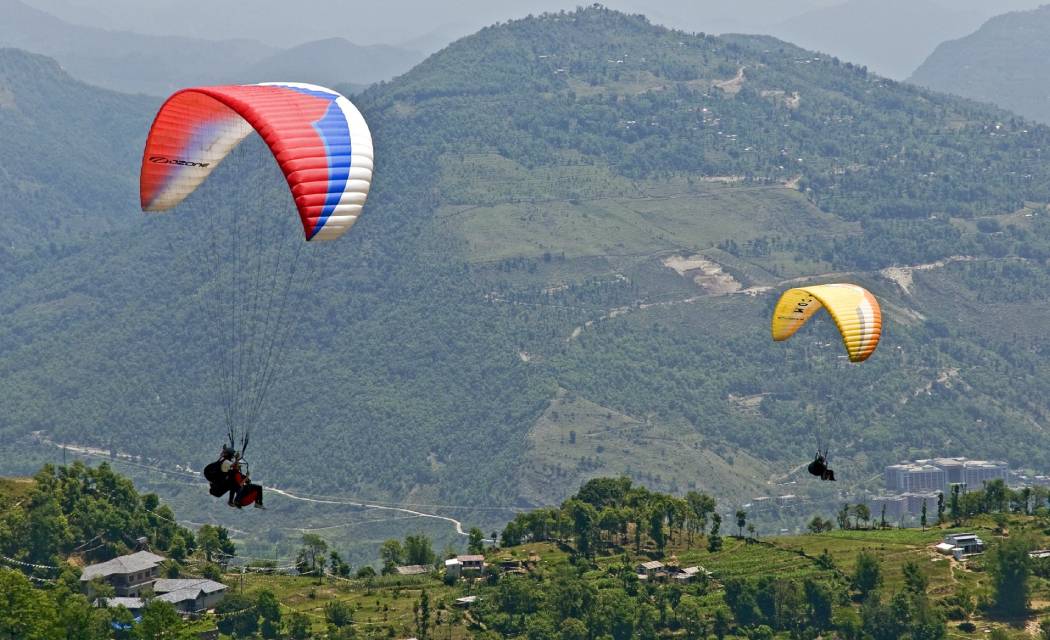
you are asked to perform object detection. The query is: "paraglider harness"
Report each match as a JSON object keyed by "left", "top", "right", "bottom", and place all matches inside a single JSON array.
[
  {"left": 807, "top": 448, "right": 836, "bottom": 481},
  {"left": 203, "top": 445, "right": 241, "bottom": 501}
]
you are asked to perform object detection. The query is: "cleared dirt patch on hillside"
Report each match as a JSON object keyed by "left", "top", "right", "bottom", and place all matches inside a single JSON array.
[{"left": 663, "top": 254, "right": 742, "bottom": 295}]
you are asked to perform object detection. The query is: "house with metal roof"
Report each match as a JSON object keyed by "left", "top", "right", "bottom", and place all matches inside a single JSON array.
[
  {"left": 152, "top": 578, "right": 228, "bottom": 613},
  {"left": 79, "top": 551, "right": 166, "bottom": 597}
]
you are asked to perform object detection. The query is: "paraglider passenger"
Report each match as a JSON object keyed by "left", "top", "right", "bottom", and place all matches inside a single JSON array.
[{"left": 231, "top": 467, "right": 265, "bottom": 509}]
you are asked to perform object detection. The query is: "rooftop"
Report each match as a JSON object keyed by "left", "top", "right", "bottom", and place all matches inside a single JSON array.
[
  {"left": 639, "top": 560, "right": 664, "bottom": 570},
  {"left": 97, "top": 597, "right": 145, "bottom": 610},
  {"left": 153, "top": 579, "right": 226, "bottom": 595},
  {"left": 396, "top": 565, "right": 429, "bottom": 576},
  {"left": 80, "top": 552, "right": 166, "bottom": 581},
  {"left": 458, "top": 555, "right": 485, "bottom": 562}
]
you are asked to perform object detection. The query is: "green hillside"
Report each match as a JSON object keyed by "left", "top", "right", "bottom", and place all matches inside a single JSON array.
[
  {"left": 0, "top": 48, "right": 152, "bottom": 257},
  {"left": 6, "top": 6, "right": 1050, "bottom": 562},
  {"left": 6, "top": 467, "right": 1050, "bottom": 639},
  {"left": 909, "top": 6, "right": 1050, "bottom": 125}
]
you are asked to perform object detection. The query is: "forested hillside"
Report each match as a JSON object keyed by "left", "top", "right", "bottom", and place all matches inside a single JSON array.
[
  {"left": 4, "top": 6, "right": 1050, "bottom": 547},
  {"left": 909, "top": 5, "right": 1050, "bottom": 125},
  {"left": 6, "top": 468, "right": 1050, "bottom": 639}
]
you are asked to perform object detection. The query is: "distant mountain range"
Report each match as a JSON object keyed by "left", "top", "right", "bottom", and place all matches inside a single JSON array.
[
  {"left": 19, "top": 0, "right": 1050, "bottom": 84},
  {"left": 0, "top": 0, "right": 423, "bottom": 95},
  {"left": 909, "top": 5, "right": 1050, "bottom": 125},
  {"left": 768, "top": 0, "right": 982, "bottom": 79}
]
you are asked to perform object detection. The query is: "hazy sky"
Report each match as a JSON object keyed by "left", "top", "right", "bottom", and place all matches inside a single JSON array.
[{"left": 18, "top": 0, "right": 1050, "bottom": 78}]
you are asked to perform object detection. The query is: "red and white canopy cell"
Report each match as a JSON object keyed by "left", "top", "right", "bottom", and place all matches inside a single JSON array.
[{"left": 140, "top": 82, "right": 373, "bottom": 241}]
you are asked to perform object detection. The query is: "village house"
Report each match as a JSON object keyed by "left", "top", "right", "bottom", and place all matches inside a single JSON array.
[
  {"left": 673, "top": 566, "right": 710, "bottom": 584},
  {"left": 457, "top": 554, "right": 485, "bottom": 575},
  {"left": 936, "top": 533, "right": 985, "bottom": 559},
  {"left": 152, "top": 578, "right": 228, "bottom": 613},
  {"left": 636, "top": 560, "right": 666, "bottom": 581},
  {"left": 80, "top": 551, "right": 165, "bottom": 597},
  {"left": 944, "top": 533, "right": 984, "bottom": 556}
]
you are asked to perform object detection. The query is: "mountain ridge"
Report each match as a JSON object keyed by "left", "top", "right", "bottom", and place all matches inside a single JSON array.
[
  {"left": 0, "top": 0, "right": 421, "bottom": 95},
  {"left": 909, "top": 5, "right": 1050, "bottom": 125},
  {"left": 4, "top": 7, "right": 1050, "bottom": 556}
]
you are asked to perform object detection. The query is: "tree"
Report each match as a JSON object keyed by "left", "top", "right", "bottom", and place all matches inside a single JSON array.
[
  {"left": 747, "top": 522, "right": 756, "bottom": 541},
  {"left": 853, "top": 504, "right": 871, "bottom": 530},
  {"left": 324, "top": 600, "right": 354, "bottom": 627},
  {"left": 1039, "top": 617, "right": 1050, "bottom": 640},
  {"left": 921, "top": 500, "right": 928, "bottom": 531},
  {"left": 0, "top": 568, "right": 59, "bottom": 640},
  {"left": 989, "top": 536, "right": 1034, "bottom": 617},
  {"left": 937, "top": 492, "right": 946, "bottom": 524},
  {"left": 678, "top": 600, "right": 707, "bottom": 640},
  {"left": 468, "top": 527, "right": 485, "bottom": 554},
  {"left": 216, "top": 593, "right": 258, "bottom": 637},
  {"left": 804, "top": 579, "right": 834, "bottom": 630},
  {"left": 380, "top": 539, "right": 404, "bottom": 574},
  {"left": 853, "top": 550, "right": 882, "bottom": 600},
  {"left": 985, "top": 479, "right": 1007, "bottom": 513},
  {"left": 723, "top": 579, "right": 758, "bottom": 626},
  {"left": 707, "top": 513, "right": 723, "bottom": 552},
  {"left": 735, "top": 510, "right": 746, "bottom": 538},
  {"left": 560, "top": 617, "right": 589, "bottom": 640},
  {"left": 405, "top": 533, "right": 436, "bottom": 566},
  {"left": 297, "top": 533, "right": 328, "bottom": 583},
  {"left": 902, "top": 560, "right": 928, "bottom": 595},
  {"left": 256, "top": 590, "right": 282, "bottom": 639},
  {"left": 837, "top": 504, "right": 851, "bottom": 530},
  {"left": 950, "top": 484, "right": 962, "bottom": 525},
  {"left": 685, "top": 491, "right": 716, "bottom": 538},
  {"left": 526, "top": 614, "right": 558, "bottom": 640},
  {"left": 135, "top": 601, "right": 195, "bottom": 640},
  {"left": 567, "top": 500, "right": 599, "bottom": 558},
  {"left": 356, "top": 565, "right": 376, "bottom": 579},
  {"left": 328, "top": 550, "right": 351, "bottom": 577},
  {"left": 196, "top": 525, "right": 221, "bottom": 562},
  {"left": 196, "top": 525, "right": 235, "bottom": 564},
  {"left": 880, "top": 505, "right": 887, "bottom": 529},
  {"left": 712, "top": 607, "right": 731, "bottom": 640},
  {"left": 415, "top": 590, "right": 432, "bottom": 640},
  {"left": 498, "top": 576, "right": 539, "bottom": 615},
  {"left": 286, "top": 612, "right": 312, "bottom": 640},
  {"left": 54, "top": 587, "right": 109, "bottom": 640}
]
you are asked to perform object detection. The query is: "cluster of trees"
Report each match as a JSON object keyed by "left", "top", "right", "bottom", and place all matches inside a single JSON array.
[
  {"left": 380, "top": 533, "right": 439, "bottom": 574},
  {"left": 0, "top": 462, "right": 196, "bottom": 571},
  {"left": 500, "top": 477, "right": 723, "bottom": 557}
]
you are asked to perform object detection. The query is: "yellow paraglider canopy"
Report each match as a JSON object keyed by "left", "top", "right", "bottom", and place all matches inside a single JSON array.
[{"left": 771, "top": 283, "right": 882, "bottom": 362}]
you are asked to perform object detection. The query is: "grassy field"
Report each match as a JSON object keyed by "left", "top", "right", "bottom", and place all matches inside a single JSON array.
[{"left": 436, "top": 156, "right": 852, "bottom": 264}]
